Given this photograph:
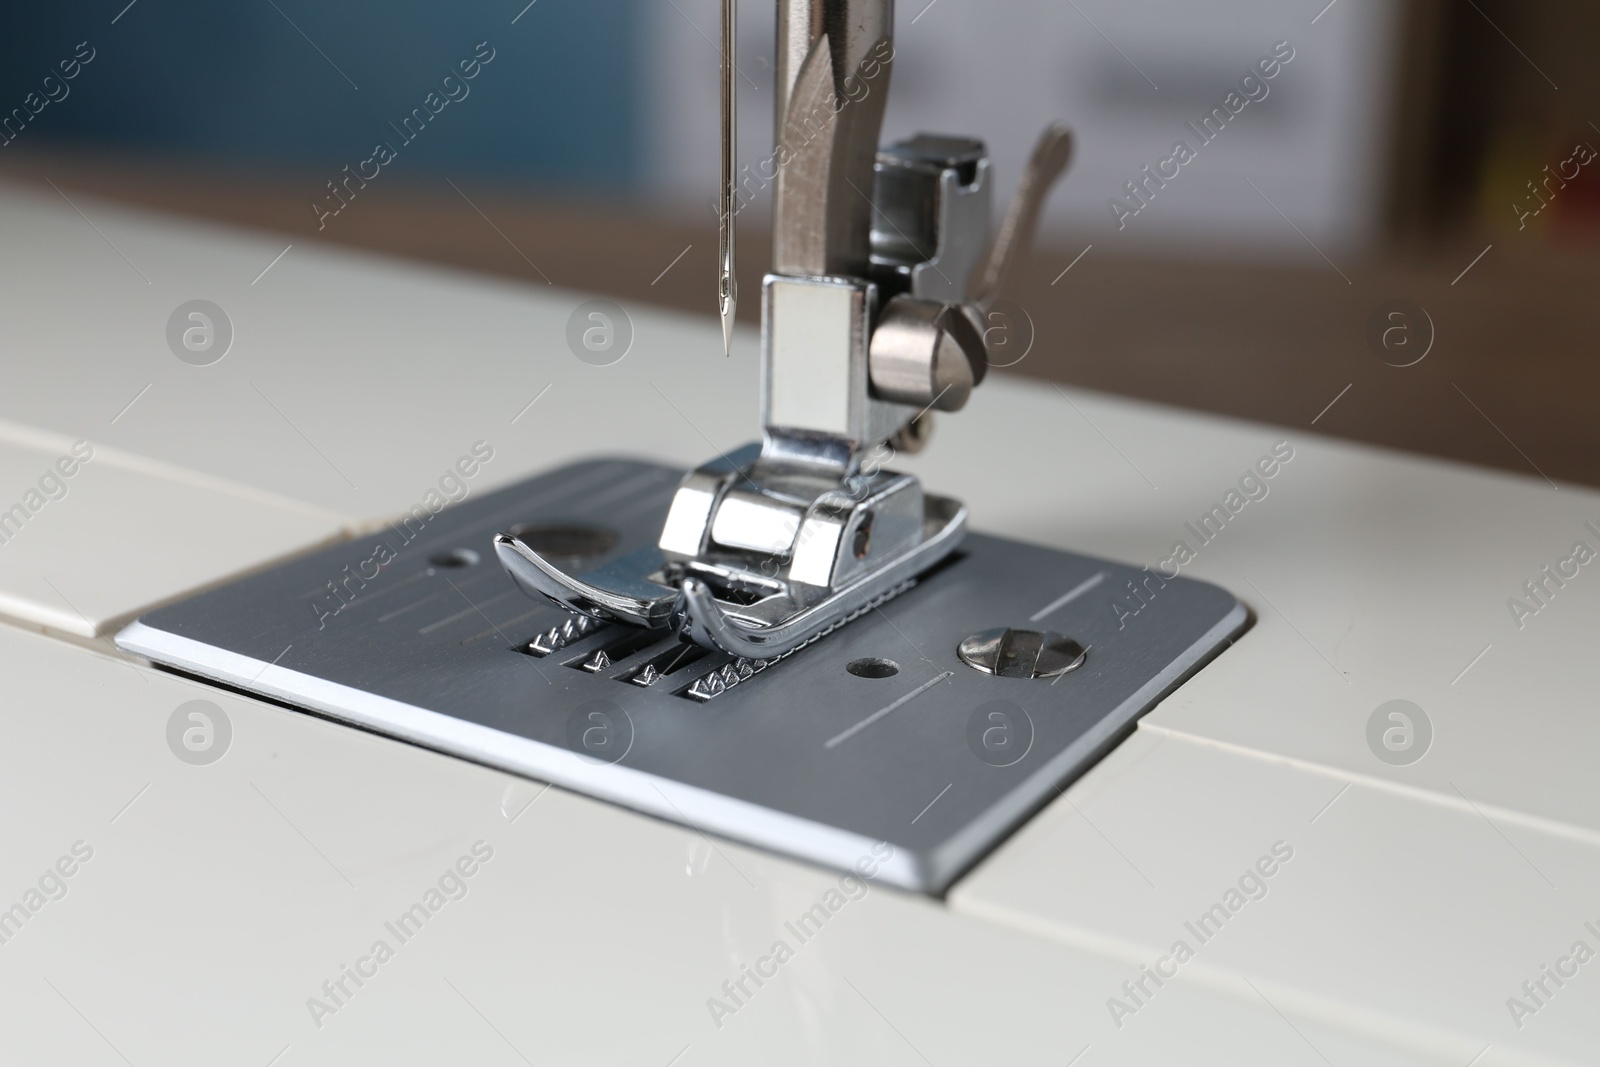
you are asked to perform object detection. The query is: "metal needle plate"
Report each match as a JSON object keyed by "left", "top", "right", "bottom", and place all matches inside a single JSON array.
[{"left": 118, "top": 459, "right": 1247, "bottom": 894}]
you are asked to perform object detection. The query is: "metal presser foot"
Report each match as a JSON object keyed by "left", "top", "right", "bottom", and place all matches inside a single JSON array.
[
  {"left": 497, "top": 0, "right": 1076, "bottom": 661},
  {"left": 494, "top": 440, "right": 968, "bottom": 663},
  {"left": 118, "top": 0, "right": 1249, "bottom": 894}
]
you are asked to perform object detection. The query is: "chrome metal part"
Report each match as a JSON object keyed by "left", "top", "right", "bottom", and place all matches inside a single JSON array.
[
  {"left": 773, "top": 0, "right": 894, "bottom": 277},
  {"left": 493, "top": 457, "right": 924, "bottom": 659},
  {"left": 869, "top": 134, "right": 993, "bottom": 305},
  {"left": 525, "top": 613, "right": 605, "bottom": 657},
  {"left": 495, "top": 536, "right": 675, "bottom": 631},
  {"left": 684, "top": 656, "right": 769, "bottom": 703},
  {"left": 958, "top": 627, "right": 1088, "bottom": 679},
  {"left": 495, "top": 442, "right": 966, "bottom": 659},
  {"left": 760, "top": 275, "right": 915, "bottom": 473},
  {"left": 867, "top": 294, "right": 985, "bottom": 410}
]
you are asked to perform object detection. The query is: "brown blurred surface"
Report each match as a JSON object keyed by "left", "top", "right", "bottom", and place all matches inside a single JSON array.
[{"left": 5, "top": 149, "right": 1599, "bottom": 488}]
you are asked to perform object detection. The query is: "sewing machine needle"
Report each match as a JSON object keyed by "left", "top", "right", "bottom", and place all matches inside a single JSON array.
[{"left": 719, "top": 0, "right": 737, "bottom": 357}]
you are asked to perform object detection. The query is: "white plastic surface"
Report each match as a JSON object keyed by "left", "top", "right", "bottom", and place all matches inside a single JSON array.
[
  {"left": 0, "top": 422, "right": 342, "bottom": 636},
  {"left": 0, "top": 624, "right": 1458, "bottom": 1067}
]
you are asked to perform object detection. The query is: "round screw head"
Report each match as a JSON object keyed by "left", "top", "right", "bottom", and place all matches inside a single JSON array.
[{"left": 958, "top": 627, "right": 1086, "bottom": 679}]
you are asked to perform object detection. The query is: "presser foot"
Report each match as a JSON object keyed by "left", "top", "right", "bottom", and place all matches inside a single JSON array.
[{"left": 493, "top": 475, "right": 967, "bottom": 659}]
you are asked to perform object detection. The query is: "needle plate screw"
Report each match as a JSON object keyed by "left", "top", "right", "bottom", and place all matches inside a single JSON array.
[{"left": 957, "top": 628, "right": 1086, "bottom": 679}]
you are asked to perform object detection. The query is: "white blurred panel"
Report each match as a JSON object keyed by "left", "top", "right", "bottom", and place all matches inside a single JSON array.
[{"left": 645, "top": 0, "right": 1406, "bottom": 258}]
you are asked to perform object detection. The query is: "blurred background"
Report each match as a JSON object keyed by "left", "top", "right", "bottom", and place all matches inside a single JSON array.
[{"left": 2, "top": 0, "right": 1597, "bottom": 481}]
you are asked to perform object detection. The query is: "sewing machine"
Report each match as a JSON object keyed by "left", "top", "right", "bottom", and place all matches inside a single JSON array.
[{"left": 1, "top": 2, "right": 1597, "bottom": 1064}]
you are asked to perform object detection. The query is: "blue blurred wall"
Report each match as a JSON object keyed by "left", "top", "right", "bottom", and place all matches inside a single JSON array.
[{"left": 0, "top": 0, "right": 642, "bottom": 191}]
